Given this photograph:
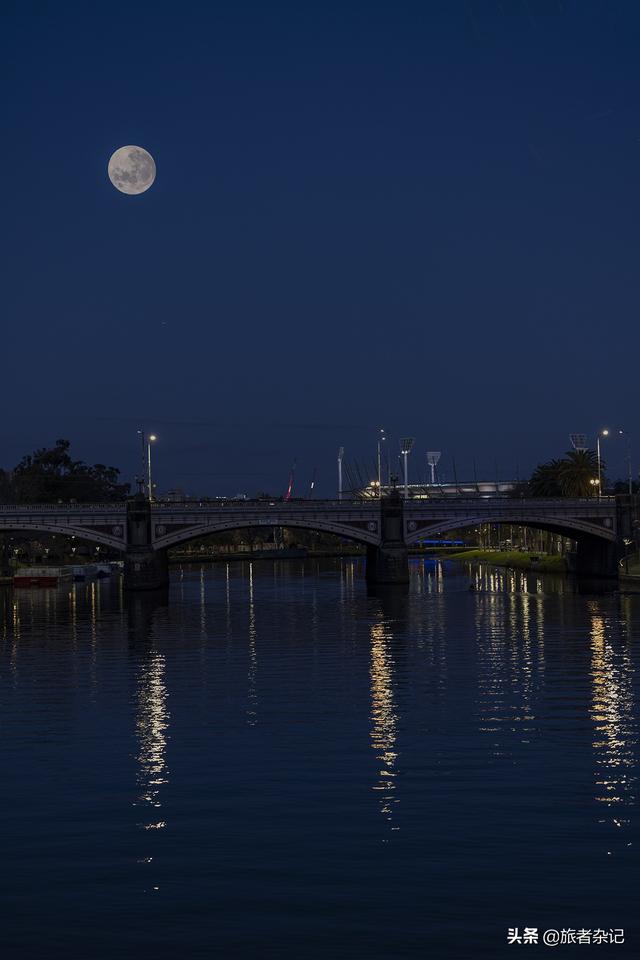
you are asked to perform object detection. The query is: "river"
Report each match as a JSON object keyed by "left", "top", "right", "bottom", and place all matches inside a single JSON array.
[{"left": 0, "top": 558, "right": 638, "bottom": 958}]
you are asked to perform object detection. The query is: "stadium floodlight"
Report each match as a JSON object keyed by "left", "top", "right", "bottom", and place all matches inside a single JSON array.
[
  {"left": 400, "top": 438, "right": 415, "bottom": 499},
  {"left": 426, "top": 451, "right": 441, "bottom": 485},
  {"left": 377, "top": 429, "right": 386, "bottom": 498},
  {"left": 569, "top": 433, "right": 588, "bottom": 452}
]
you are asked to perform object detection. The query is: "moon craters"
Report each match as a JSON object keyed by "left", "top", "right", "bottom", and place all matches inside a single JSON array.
[{"left": 108, "top": 146, "right": 156, "bottom": 195}]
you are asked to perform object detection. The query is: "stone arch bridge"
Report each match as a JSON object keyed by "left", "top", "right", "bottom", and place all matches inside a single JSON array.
[{"left": 0, "top": 493, "right": 637, "bottom": 589}]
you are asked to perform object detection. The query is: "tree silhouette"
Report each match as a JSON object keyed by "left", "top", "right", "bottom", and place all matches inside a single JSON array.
[
  {"left": 8, "top": 439, "right": 129, "bottom": 503},
  {"left": 529, "top": 459, "right": 563, "bottom": 497},
  {"left": 530, "top": 450, "right": 602, "bottom": 498},
  {"left": 557, "top": 450, "right": 600, "bottom": 497}
]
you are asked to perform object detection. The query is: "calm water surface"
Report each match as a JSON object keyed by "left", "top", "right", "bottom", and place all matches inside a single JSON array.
[{"left": 1, "top": 559, "right": 638, "bottom": 959}]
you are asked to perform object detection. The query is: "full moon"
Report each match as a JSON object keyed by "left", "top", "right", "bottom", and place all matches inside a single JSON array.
[{"left": 108, "top": 145, "right": 156, "bottom": 195}]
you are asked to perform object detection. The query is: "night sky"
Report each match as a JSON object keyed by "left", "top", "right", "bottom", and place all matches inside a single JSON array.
[{"left": 3, "top": 0, "right": 639, "bottom": 496}]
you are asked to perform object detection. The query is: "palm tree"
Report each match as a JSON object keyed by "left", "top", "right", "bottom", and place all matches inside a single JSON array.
[
  {"left": 530, "top": 459, "right": 563, "bottom": 497},
  {"left": 557, "top": 449, "right": 601, "bottom": 497}
]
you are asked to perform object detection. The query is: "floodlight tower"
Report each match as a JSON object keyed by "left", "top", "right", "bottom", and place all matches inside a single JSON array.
[
  {"left": 337, "top": 446, "right": 344, "bottom": 501},
  {"left": 400, "top": 438, "right": 414, "bottom": 500},
  {"left": 569, "top": 433, "right": 588, "bottom": 452},
  {"left": 426, "top": 451, "right": 441, "bottom": 486},
  {"left": 377, "top": 428, "right": 386, "bottom": 499}
]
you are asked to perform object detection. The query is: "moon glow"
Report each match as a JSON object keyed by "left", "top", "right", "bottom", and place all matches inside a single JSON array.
[{"left": 108, "top": 146, "right": 156, "bottom": 195}]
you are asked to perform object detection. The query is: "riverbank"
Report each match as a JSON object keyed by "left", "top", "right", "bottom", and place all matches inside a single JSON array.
[
  {"left": 447, "top": 549, "right": 567, "bottom": 574},
  {"left": 169, "top": 545, "right": 476, "bottom": 565},
  {"left": 168, "top": 547, "right": 363, "bottom": 564}
]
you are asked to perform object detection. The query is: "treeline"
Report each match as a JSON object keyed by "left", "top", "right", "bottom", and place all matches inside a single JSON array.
[
  {"left": 529, "top": 448, "right": 635, "bottom": 497},
  {"left": 0, "top": 439, "right": 129, "bottom": 503}
]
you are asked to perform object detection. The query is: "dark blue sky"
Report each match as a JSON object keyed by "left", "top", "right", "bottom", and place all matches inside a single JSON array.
[{"left": 3, "top": 0, "right": 639, "bottom": 495}]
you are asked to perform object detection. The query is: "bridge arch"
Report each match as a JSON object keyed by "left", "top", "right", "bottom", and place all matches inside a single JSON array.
[
  {"left": 404, "top": 513, "right": 617, "bottom": 545},
  {"left": 0, "top": 521, "right": 126, "bottom": 551},
  {"left": 153, "top": 517, "right": 381, "bottom": 551}
]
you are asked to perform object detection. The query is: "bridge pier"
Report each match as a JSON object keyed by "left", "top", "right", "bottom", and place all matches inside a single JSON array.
[
  {"left": 366, "top": 491, "right": 409, "bottom": 585},
  {"left": 573, "top": 535, "right": 621, "bottom": 579},
  {"left": 124, "top": 497, "right": 169, "bottom": 591}
]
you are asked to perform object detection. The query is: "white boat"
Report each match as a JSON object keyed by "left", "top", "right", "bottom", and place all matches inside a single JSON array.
[{"left": 71, "top": 564, "right": 98, "bottom": 581}]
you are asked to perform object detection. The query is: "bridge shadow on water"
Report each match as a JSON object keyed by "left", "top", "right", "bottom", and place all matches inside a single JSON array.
[
  {"left": 125, "top": 588, "right": 170, "bottom": 646},
  {"left": 366, "top": 580, "right": 410, "bottom": 617}
]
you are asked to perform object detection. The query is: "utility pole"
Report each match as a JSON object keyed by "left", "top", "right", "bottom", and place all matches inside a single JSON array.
[
  {"left": 137, "top": 430, "right": 146, "bottom": 497},
  {"left": 596, "top": 429, "right": 609, "bottom": 500},
  {"left": 400, "top": 438, "right": 414, "bottom": 500},
  {"left": 619, "top": 430, "right": 633, "bottom": 496},
  {"left": 377, "top": 428, "right": 386, "bottom": 499}
]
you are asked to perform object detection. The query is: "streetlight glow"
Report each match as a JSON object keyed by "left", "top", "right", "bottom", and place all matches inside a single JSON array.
[
  {"left": 147, "top": 434, "right": 158, "bottom": 501},
  {"left": 596, "top": 429, "right": 609, "bottom": 500}
]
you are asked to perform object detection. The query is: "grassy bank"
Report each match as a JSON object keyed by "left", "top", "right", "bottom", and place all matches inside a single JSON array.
[{"left": 446, "top": 549, "right": 567, "bottom": 574}]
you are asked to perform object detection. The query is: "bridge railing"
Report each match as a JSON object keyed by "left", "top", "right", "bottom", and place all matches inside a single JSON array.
[
  {"left": 0, "top": 496, "right": 618, "bottom": 512},
  {"left": 405, "top": 497, "right": 616, "bottom": 512},
  {"left": 151, "top": 497, "right": 617, "bottom": 509},
  {"left": 0, "top": 503, "right": 127, "bottom": 512},
  {"left": 150, "top": 499, "right": 373, "bottom": 509}
]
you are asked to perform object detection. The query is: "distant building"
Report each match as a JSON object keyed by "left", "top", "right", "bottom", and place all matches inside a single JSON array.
[
  {"left": 163, "top": 488, "right": 188, "bottom": 502},
  {"left": 358, "top": 480, "right": 518, "bottom": 499}
]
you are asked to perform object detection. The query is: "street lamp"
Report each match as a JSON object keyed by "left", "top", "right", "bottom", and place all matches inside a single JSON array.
[
  {"left": 618, "top": 430, "right": 633, "bottom": 496},
  {"left": 377, "top": 428, "right": 386, "bottom": 499},
  {"left": 400, "top": 438, "right": 414, "bottom": 500},
  {"left": 147, "top": 434, "right": 157, "bottom": 501},
  {"left": 596, "top": 429, "right": 609, "bottom": 500},
  {"left": 337, "top": 446, "right": 344, "bottom": 501},
  {"left": 137, "top": 429, "right": 146, "bottom": 493}
]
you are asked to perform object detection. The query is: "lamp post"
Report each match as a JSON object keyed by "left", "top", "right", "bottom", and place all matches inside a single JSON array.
[
  {"left": 618, "top": 430, "right": 633, "bottom": 496},
  {"left": 337, "top": 446, "right": 344, "bottom": 501},
  {"left": 377, "top": 428, "right": 386, "bottom": 499},
  {"left": 596, "top": 429, "right": 609, "bottom": 500},
  {"left": 137, "top": 429, "right": 146, "bottom": 493},
  {"left": 400, "top": 438, "right": 414, "bottom": 500},
  {"left": 147, "top": 434, "right": 157, "bottom": 501}
]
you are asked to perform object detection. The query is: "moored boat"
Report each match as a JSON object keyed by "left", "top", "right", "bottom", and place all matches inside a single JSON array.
[
  {"left": 13, "top": 567, "right": 73, "bottom": 587},
  {"left": 71, "top": 564, "right": 98, "bottom": 581}
]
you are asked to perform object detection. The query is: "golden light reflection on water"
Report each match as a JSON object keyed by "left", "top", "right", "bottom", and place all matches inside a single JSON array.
[
  {"left": 135, "top": 651, "right": 170, "bottom": 832},
  {"left": 370, "top": 620, "right": 399, "bottom": 831},
  {"left": 200, "top": 566, "right": 207, "bottom": 639},
  {"left": 475, "top": 575, "right": 542, "bottom": 754},
  {"left": 9, "top": 598, "right": 19, "bottom": 675},
  {"left": 88, "top": 581, "right": 98, "bottom": 695},
  {"left": 589, "top": 603, "right": 636, "bottom": 828},
  {"left": 247, "top": 562, "right": 258, "bottom": 726}
]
